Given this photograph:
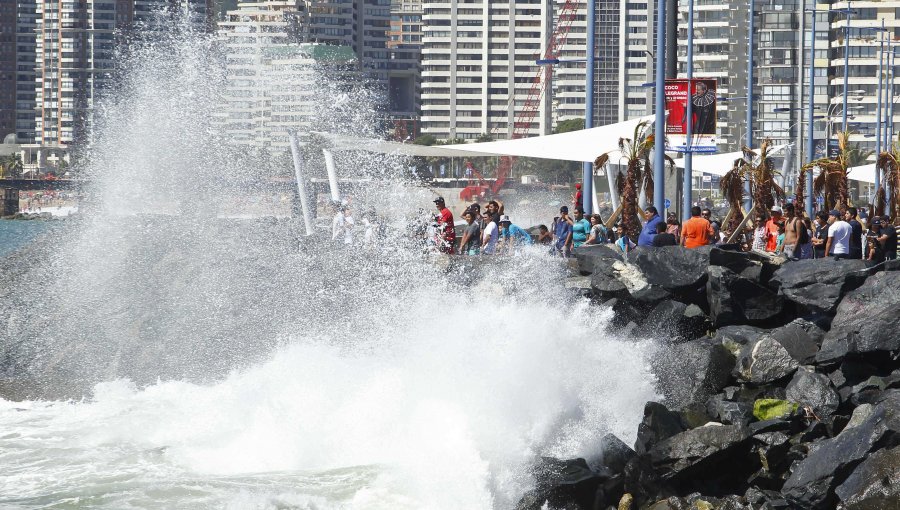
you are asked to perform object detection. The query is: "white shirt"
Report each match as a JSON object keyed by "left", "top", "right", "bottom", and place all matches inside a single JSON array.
[
  {"left": 828, "top": 220, "right": 852, "bottom": 255},
  {"left": 332, "top": 212, "right": 354, "bottom": 244},
  {"left": 481, "top": 221, "right": 498, "bottom": 254}
]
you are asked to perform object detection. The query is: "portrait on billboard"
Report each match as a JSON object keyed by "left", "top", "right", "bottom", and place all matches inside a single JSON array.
[{"left": 665, "top": 78, "right": 717, "bottom": 153}]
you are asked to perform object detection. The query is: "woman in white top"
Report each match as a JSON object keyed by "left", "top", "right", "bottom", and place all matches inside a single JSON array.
[{"left": 481, "top": 212, "right": 499, "bottom": 254}]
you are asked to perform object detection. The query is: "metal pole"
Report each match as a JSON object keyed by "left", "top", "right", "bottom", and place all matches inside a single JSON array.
[
  {"left": 653, "top": 0, "right": 666, "bottom": 214},
  {"left": 323, "top": 149, "right": 340, "bottom": 202},
  {"left": 583, "top": 0, "right": 596, "bottom": 215},
  {"left": 806, "top": 7, "right": 816, "bottom": 214},
  {"left": 745, "top": 0, "right": 755, "bottom": 211},
  {"left": 289, "top": 133, "right": 315, "bottom": 236},
  {"left": 682, "top": 0, "right": 694, "bottom": 221},
  {"left": 876, "top": 21, "right": 884, "bottom": 194},
  {"left": 842, "top": 3, "right": 851, "bottom": 133},
  {"left": 890, "top": 48, "right": 896, "bottom": 147}
]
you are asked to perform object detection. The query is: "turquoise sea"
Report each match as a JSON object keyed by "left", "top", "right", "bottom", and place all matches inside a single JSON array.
[{"left": 0, "top": 220, "right": 54, "bottom": 258}]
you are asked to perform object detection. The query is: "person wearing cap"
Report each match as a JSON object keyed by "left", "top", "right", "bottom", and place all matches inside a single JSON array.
[
  {"left": 866, "top": 219, "right": 886, "bottom": 263},
  {"left": 433, "top": 196, "right": 456, "bottom": 254},
  {"left": 499, "top": 215, "right": 533, "bottom": 253},
  {"left": 844, "top": 207, "right": 864, "bottom": 259},
  {"left": 572, "top": 183, "right": 583, "bottom": 207},
  {"left": 825, "top": 209, "right": 852, "bottom": 259},
  {"left": 553, "top": 206, "right": 573, "bottom": 257},
  {"left": 569, "top": 206, "right": 592, "bottom": 250},
  {"left": 637, "top": 206, "right": 663, "bottom": 247},
  {"left": 764, "top": 206, "right": 783, "bottom": 253}
]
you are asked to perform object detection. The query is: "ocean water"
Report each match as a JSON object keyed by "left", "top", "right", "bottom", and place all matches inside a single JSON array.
[
  {"left": 0, "top": 221, "right": 54, "bottom": 258},
  {"left": 0, "top": 11, "right": 661, "bottom": 509}
]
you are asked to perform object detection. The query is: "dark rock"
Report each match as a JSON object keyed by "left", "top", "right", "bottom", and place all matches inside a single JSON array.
[
  {"left": 769, "top": 259, "right": 871, "bottom": 314},
  {"left": 835, "top": 445, "right": 900, "bottom": 508},
  {"left": 597, "top": 434, "right": 637, "bottom": 473},
  {"left": 753, "top": 431, "right": 792, "bottom": 475},
  {"left": 781, "top": 393, "right": 900, "bottom": 509},
  {"left": 652, "top": 338, "right": 736, "bottom": 408},
  {"left": 734, "top": 335, "right": 799, "bottom": 384},
  {"left": 707, "top": 266, "right": 784, "bottom": 328},
  {"left": 635, "top": 402, "right": 686, "bottom": 455},
  {"left": 574, "top": 243, "right": 623, "bottom": 275},
  {"left": 628, "top": 246, "right": 710, "bottom": 294},
  {"left": 767, "top": 319, "right": 822, "bottom": 364},
  {"left": 714, "top": 325, "right": 766, "bottom": 346},
  {"left": 708, "top": 246, "right": 784, "bottom": 284},
  {"left": 818, "top": 271, "right": 900, "bottom": 363},
  {"left": 638, "top": 300, "right": 710, "bottom": 341},
  {"left": 716, "top": 400, "right": 754, "bottom": 426},
  {"left": 601, "top": 297, "right": 644, "bottom": 328},
  {"left": 749, "top": 418, "right": 795, "bottom": 435},
  {"left": 591, "top": 263, "right": 628, "bottom": 295},
  {"left": 785, "top": 368, "right": 840, "bottom": 417},
  {"left": 517, "top": 457, "right": 612, "bottom": 510},
  {"left": 681, "top": 401, "right": 714, "bottom": 429},
  {"left": 648, "top": 424, "right": 758, "bottom": 493}
]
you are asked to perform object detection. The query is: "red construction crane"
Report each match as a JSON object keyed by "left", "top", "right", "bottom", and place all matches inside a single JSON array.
[{"left": 459, "top": 0, "right": 579, "bottom": 202}]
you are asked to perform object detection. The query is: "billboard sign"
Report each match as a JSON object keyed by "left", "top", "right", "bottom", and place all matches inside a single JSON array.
[{"left": 665, "top": 78, "right": 718, "bottom": 154}]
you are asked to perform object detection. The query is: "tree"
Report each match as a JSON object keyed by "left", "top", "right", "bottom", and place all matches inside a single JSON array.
[
  {"left": 804, "top": 131, "right": 852, "bottom": 214},
  {"left": 875, "top": 136, "right": 900, "bottom": 220},
  {"left": 413, "top": 134, "right": 437, "bottom": 146},
  {"left": 594, "top": 120, "right": 671, "bottom": 237},
  {"left": 0, "top": 154, "right": 23, "bottom": 179},
  {"left": 554, "top": 118, "right": 584, "bottom": 134}
]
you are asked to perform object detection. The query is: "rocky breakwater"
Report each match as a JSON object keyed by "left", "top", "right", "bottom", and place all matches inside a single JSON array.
[{"left": 521, "top": 245, "right": 900, "bottom": 510}]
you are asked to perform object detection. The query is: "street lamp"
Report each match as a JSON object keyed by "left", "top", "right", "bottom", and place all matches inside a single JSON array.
[{"left": 682, "top": 0, "right": 696, "bottom": 221}]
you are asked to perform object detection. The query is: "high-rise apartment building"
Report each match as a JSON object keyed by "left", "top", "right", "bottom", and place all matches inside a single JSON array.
[
  {"left": 133, "top": 0, "right": 218, "bottom": 29},
  {"left": 0, "top": 2, "right": 17, "bottom": 142},
  {"left": 387, "top": 0, "right": 422, "bottom": 132},
  {"left": 11, "top": 1, "right": 38, "bottom": 145},
  {"left": 420, "top": 0, "right": 553, "bottom": 141}
]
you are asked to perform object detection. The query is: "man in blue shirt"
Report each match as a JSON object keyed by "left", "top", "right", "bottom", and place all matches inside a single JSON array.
[
  {"left": 638, "top": 206, "right": 663, "bottom": 247},
  {"left": 499, "top": 215, "right": 533, "bottom": 253},
  {"left": 553, "top": 206, "right": 573, "bottom": 257}
]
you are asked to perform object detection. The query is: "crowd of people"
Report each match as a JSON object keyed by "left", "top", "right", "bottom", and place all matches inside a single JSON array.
[{"left": 332, "top": 191, "right": 898, "bottom": 264}]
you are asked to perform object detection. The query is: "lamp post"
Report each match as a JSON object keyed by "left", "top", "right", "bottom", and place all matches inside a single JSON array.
[
  {"left": 653, "top": 0, "right": 666, "bottom": 214},
  {"left": 583, "top": 0, "right": 596, "bottom": 215},
  {"left": 682, "top": 0, "right": 695, "bottom": 221},
  {"left": 876, "top": 19, "right": 885, "bottom": 195},
  {"left": 842, "top": 3, "right": 851, "bottom": 133},
  {"left": 806, "top": 7, "right": 817, "bottom": 214},
  {"left": 745, "top": 0, "right": 755, "bottom": 212}
]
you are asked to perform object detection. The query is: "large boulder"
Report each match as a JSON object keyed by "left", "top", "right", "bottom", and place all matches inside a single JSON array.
[
  {"left": 574, "top": 243, "right": 623, "bottom": 275},
  {"left": 628, "top": 246, "right": 710, "bottom": 294},
  {"left": 781, "top": 393, "right": 900, "bottom": 509},
  {"left": 734, "top": 335, "right": 800, "bottom": 384},
  {"left": 652, "top": 338, "right": 736, "bottom": 408},
  {"left": 708, "top": 246, "right": 784, "bottom": 284},
  {"left": 635, "top": 402, "right": 687, "bottom": 455},
  {"left": 817, "top": 271, "right": 900, "bottom": 363},
  {"left": 835, "top": 445, "right": 900, "bottom": 509},
  {"left": 648, "top": 424, "right": 757, "bottom": 491},
  {"left": 767, "top": 319, "right": 822, "bottom": 364},
  {"left": 785, "top": 368, "right": 841, "bottom": 418},
  {"left": 638, "top": 300, "right": 710, "bottom": 341},
  {"left": 516, "top": 457, "right": 612, "bottom": 510},
  {"left": 769, "top": 259, "right": 871, "bottom": 314},
  {"left": 707, "top": 266, "right": 784, "bottom": 328}
]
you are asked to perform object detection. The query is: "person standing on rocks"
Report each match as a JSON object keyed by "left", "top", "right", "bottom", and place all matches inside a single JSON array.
[
  {"left": 638, "top": 206, "right": 664, "bottom": 247},
  {"left": 458, "top": 210, "right": 481, "bottom": 256},
  {"left": 652, "top": 221, "right": 678, "bottom": 246},
  {"left": 875, "top": 215, "right": 897, "bottom": 260},
  {"left": 433, "top": 197, "right": 456, "bottom": 254},
  {"left": 866, "top": 219, "right": 886, "bottom": 263},
  {"left": 553, "top": 206, "right": 573, "bottom": 257},
  {"left": 498, "top": 215, "right": 533, "bottom": 253},
  {"left": 811, "top": 211, "right": 829, "bottom": 259},
  {"left": 681, "top": 206, "right": 714, "bottom": 249},
  {"left": 569, "top": 207, "right": 592, "bottom": 250},
  {"left": 666, "top": 214, "right": 681, "bottom": 243},
  {"left": 751, "top": 212, "right": 768, "bottom": 252},
  {"left": 586, "top": 214, "right": 608, "bottom": 245},
  {"left": 765, "top": 206, "right": 784, "bottom": 253},
  {"left": 825, "top": 209, "right": 852, "bottom": 259},
  {"left": 481, "top": 211, "right": 499, "bottom": 255},
  {"left": 844, "top": 207, "right": 864, "bottom": 259},
  {"left": 782, "top": 203, "right": 806, "bottom": 260}
]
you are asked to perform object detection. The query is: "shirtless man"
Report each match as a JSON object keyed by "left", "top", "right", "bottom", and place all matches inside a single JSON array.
[{"left": 781, "top": 203, "right": 804, "bottom": 260}]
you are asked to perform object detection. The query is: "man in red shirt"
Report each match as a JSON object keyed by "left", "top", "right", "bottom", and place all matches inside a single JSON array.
[
  {"left": 765, "top": 206, "right": 783, "bottom": 253},
  {"left": 434, "top": 197, "right": 456, "bottom": 254},
  {"left": 572, "top": 183, "right": 583, "bottom": 208}
]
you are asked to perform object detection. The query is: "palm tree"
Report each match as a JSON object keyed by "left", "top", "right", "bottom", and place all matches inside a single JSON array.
[
  {"left": 720, "top": 157, "right": 747, "bottom": 233},
  {"left": 803, "top": 131, "right": 851, "bottom": 213},
  {"left": 594, "top": 120, "right": 672, "bottom": 238},
  {"left": 875, "top": 137, "right": 900, "bottom": 219},
  {"left": 718, "top": 139, "right": 783, "bottom": 235},
  {"left": 0, "top": 154, "right": 23, "bottom": 179}
]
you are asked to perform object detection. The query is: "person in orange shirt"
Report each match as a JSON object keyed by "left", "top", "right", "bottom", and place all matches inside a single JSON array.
[
  {"left": 681, "top": 206, "right": 715, "bottom": 249},
  {"left": 764, "top": 206, "right": 783, "bottom": 253}
]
